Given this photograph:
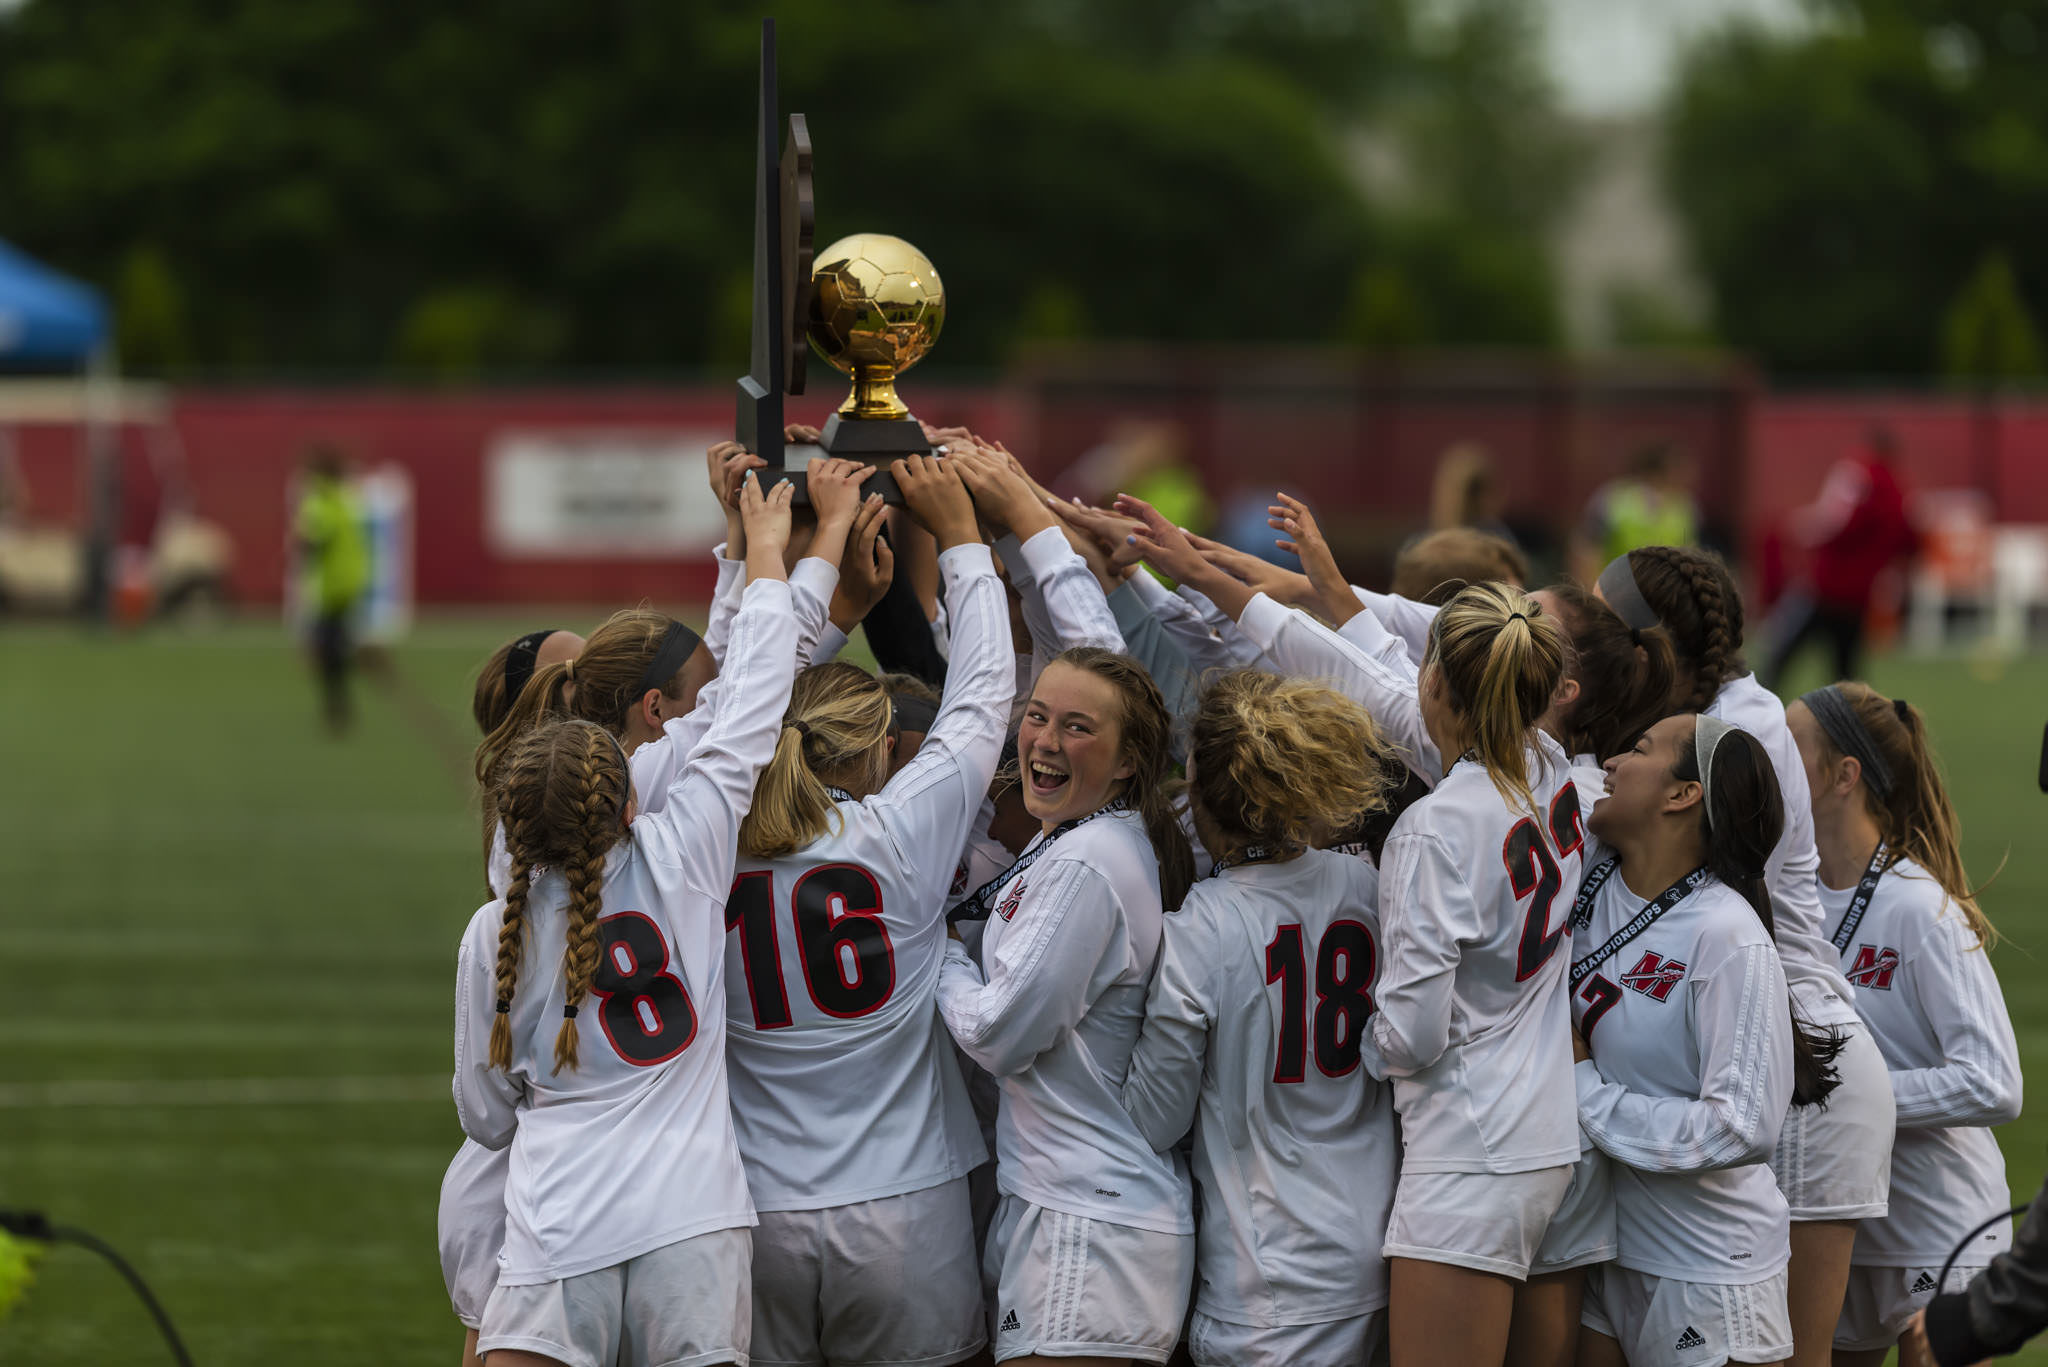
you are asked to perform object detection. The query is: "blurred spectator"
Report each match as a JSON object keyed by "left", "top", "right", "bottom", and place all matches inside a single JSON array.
[
  {"left": 1428, "top": 442, "right": 1516, "bottom": 546},
  {"left": 1761, "top": 427, "right": 1920, "bottom": 689},
  {"left": 295, "top": 443, "right": 371, "bottom": 734},
  {"left": 1572, "top": 441, "right": 1699, "bottom": 583},
  {"left": 1056, "top": 420, "right": 1212, "bottom": 537}
]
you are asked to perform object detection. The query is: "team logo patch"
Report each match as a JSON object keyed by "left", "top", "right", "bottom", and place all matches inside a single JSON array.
[
  {"left": 1619, "top": 950, "right": 1687, "bottom": 1002},
  {"left": 999, "top": 1309, "right": 1021, "bottom": 1333},
  {"left": 996, "top": 880, "right": 1026, "bottom": 922},
  {"left": 1912, "top": 1271, "right": 1939, "bottom": 1293},
  {"left": 949, "top": 859, "right": 970, "bottom": 897},
  {"left": 1847, "top": 944, "right": 1900, "bottom": 989},
  {"left": 1674, "top": 1325, "right": 1706, "bottom": 1351}
]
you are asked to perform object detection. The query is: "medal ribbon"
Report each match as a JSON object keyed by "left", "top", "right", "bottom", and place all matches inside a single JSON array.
[
  {"left": 1568, "top": 856, "right": 1713, "bottom": 988},
  {"left": 1828, "top": 843, "right": 1890, "bottom": 954},
  {"left": 949, "top": 796, "right": 1130, "bottom": 924}
]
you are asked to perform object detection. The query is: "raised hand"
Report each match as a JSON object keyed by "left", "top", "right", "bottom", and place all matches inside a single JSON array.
[
  {"left": 892, "top": 453, "right": 980, "bottom": 550},
  {"left": 1270, "top": 492, "right": 1360, "bottom": 626},
  {"left": 783, "top": 422, "right": 824, "bottom": 445},
  {"left": 708, "top": 441, "right": 768, "bottom": 509},
  {"left": 954, "top": 444, "right": 1057, "bottom": 540},
  {"left": 1189, "top": 532, "right": 1315, "bottom": 607},
  {"left": 801, "top": 457, "right": 877, "bottom": 569},
  {"left": 738, "top": 470, "right": 795, "bottom": 582},
  {"left": 830, "top": 494, "right": 895, "bottom": 631},
  {"left": 1112, "top": 492, "right": 1211, "bottom": 589}
]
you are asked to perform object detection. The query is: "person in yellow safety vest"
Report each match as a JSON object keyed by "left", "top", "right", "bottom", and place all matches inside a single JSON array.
[
  {"left": 295, "top": 443, "right": 372, "bottom": 734},
  {"left": 1571, "top": 442, "right": 1699, "bottom": 585}
]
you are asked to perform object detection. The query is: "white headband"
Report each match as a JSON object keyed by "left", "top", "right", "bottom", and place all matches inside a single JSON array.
[{"left": 1694, "top": 714, "right": 1737, "bottom": 831}]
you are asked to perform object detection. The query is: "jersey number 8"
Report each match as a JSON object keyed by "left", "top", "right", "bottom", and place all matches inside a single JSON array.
[
  {"left": 726, "top": 864, "right": 897, "bottom": 1027},
  {"left": 592, "top": 911, "right": 699, "bottom": 1066}
]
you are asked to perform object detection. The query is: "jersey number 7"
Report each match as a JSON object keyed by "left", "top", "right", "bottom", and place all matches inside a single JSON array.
[
  {"left": 1505, "top": 784, "right": 1584, "bottom": 982},
  {"left": 726, "top": 864, "right": 897, "bottom": 1027}
]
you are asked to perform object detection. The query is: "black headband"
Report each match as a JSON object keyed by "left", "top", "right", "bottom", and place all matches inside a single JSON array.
[
  {"left": 635, "top": 620, "right": 705, "bottom": 700},
  {"left": 504, "top": 629, "right": 563, "bottom": 701},
  {"left": 1597, "top": 553, "right": 1661, "bottom": 633},
  {"left": 1800, "top": 684, "right": 1895, "bottom": 800},
  {"left": 891, "top": 695, "right": 939, "bottom": 735}
]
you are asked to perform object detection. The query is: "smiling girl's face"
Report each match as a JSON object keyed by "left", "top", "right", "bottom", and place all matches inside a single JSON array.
[{"left": 1016, "top": 661, "right": 1135, "bottom": 828}]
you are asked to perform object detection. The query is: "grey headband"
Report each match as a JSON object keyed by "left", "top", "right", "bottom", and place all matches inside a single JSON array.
[
  {"left": 1598, "top": 553, "right": 1660, "bottom": 634},
  {"left": 1800, "top": 685, "right": 1894, "bottom": 800},
  {"left": 1694, "top": 714, "right": 1737, "bottom": 831}
]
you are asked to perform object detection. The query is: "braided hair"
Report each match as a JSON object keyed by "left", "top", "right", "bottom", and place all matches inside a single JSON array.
[
  {"left": 1626, "top": 546, "right": 1746, "bottom": 712},
  {"left": 487, "top": 718, "right": 632, "bottom": 1074}
]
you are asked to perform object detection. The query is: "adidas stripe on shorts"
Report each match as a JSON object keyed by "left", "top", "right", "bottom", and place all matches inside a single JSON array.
[
  {"left": 1582, "top": 1264, "right": 1793, "bottom": 1367},
  {"left": 983, "top": 1196, "right": 1194, "bottom": 1364},
  {"left": 1834, "top": 1264, "right": 1981, "bottom": 1353}
]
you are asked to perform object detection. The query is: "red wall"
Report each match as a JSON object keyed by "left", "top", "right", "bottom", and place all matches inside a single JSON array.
[{"left": 7, "top": 381, "right": 2044, "bottom": 607}]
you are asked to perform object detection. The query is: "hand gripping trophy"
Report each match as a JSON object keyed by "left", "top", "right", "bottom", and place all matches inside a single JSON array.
[{"left": 734, "top": 19, "right": 944, "bottom": 503}]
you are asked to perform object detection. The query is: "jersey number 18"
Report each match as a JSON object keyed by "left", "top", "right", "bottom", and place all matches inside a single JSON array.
[{"left": 1265, "top": 921, "right": 1378, "bottom": 1083}]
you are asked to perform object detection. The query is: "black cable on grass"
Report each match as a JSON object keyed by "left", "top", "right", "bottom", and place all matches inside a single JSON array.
[{"left": 0, "top": 1210, "right": 194, "bottom": 1366}]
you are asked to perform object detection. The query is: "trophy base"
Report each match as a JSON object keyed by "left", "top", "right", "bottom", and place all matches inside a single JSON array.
[{"left": 779, "top": 413, "right": 933, "bottom": 506}]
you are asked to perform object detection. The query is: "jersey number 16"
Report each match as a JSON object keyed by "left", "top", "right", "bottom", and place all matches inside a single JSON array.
[{"left": 725, "top": 864, "right": 897, "bottom": 1027}]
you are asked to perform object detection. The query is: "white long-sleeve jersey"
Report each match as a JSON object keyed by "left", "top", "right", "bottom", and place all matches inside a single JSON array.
[
  {"left": 1001, "top": 525, "right": 1125, "bottom": 670},
  {"left": 1120, "top": 569, "right": 1265, "bottom": 677},
  {"left": 1363, "top": 734, "right": 1585, "bottom": 1174},
  {"left": 1122, "top": 852, "right": 1396, "bottom": 1326},
  {"left": 1822, "top": 858, "right": 2022, "bottom": 1267},
  {"left": 1571, "top": 866, "right": 1794, "bottom": 1284},
  {"left": 936, "top": 809, "right": 1194, "bottom": 1236},
  {"left": 1348, "top": 586, "right": 1438, "bottom": 665},
  {"left": 1236, "top": 593, "right": 1444, "bottom": 788},
  {"left": 1708, "top": 674, "right": 1862, "bottom": 1031},
  {"left": 722, "top": 544, "right": 1013, "bottom": 1212},
  {"left": 452, "top": 578, "right": 797, "bottom": 1285}
]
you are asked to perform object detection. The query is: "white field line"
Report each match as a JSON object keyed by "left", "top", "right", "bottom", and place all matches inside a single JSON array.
[{"left": 0, "top": 1075, "right": 449, "bottom": 1109}]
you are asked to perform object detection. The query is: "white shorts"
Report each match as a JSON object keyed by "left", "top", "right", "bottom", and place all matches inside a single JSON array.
[
  {"left": 984, "top": 1196, "right": 1194, "bottom": 1364},
  {"left": 1187, "top": 1308, "right": 1384, "bottom": 1367},
  {"left": 437, "top": 1141, "right": 508, "bottom": 1329},
  {"left": 1772, "top": 1021, "right": 1894, "bottom": 1220},
  {"left": 1581, "top": 1264, "right": 1793, "bottom": 1367},
  {"left": 1834, "top": 1263, "right": 1980, "bottom": 1352},
  {"left": 477, "top": 1227, "right": 752, "bottom": 1367},
  {"left": 1382, "top": 1165, "right": 1574, "bottom": 1280},
  {"left": 1532, "top": 1148, "right": 1618, "bottom": 1274},
  {"left": 751, "top": 1177, "right": 984, "bottom": 1367}
]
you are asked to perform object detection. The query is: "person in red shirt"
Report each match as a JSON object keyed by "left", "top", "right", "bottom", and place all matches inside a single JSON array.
[{"left": 1762, "top": 428, "right": 1921, "bottom": 689}]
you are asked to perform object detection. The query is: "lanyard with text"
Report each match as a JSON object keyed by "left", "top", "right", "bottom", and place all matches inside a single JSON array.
[
  {"left": 1568, "top": 856, "right": 1712, "bottom": 988},
  {"left": 1828, "top": 843, "right": 1890, "bottom": 954},
  {"left": 949, "top": 797, "right": 1129, "bottom": 924},
  {"left": 1208, "top": 844, "right": 1296, "bottom": 879}
]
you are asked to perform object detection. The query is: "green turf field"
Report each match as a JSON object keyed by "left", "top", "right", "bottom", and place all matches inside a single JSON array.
[{"left": 2, "top": 617, "right": 2045, "bottom": 1364}]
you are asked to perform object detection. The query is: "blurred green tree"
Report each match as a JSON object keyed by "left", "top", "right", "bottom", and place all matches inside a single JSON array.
[
  {"left": 0, "top": 0, "right": 1574, "bottom": 375},
  {"left": 1667, "top": 0, "right": 2048, "bottom": 378}
]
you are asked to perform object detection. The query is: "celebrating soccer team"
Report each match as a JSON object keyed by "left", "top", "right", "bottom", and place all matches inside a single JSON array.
[{"left": 438, "top": 432, "right": 2020, "bottom": 1367}]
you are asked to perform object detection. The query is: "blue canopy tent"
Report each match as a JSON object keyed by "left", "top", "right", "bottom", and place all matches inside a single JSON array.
[
  {"left": 0, "top": 237, "right": 122, "bottom": 615},
  {"left": 0, "top": 238, "right": 109, "bottom": 365}
]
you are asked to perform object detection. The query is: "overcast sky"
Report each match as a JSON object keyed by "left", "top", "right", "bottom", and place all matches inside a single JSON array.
[{"left": 1537, "top": 0, "right": 1810, "bottom": 114}]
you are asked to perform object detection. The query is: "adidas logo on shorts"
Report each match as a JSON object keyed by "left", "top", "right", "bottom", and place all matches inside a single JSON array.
[
  {"left": 1912, "top": 1271, "right": 1939, "bottom": 1293},
  {"left": 1674, "top": 1325, "right": 1707, "bottom": 1351},
  {"left": 999, "top": 1309, "right": 1021, "bottom": 1333}
]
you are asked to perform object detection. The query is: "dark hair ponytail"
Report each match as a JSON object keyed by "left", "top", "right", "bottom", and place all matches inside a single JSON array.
[
  {"left": 1675, "top": 725, "right": 1843, "bottom": 1107},
  {"left": 1546, "top": 581, "right": 1678, "bottom": 761}
]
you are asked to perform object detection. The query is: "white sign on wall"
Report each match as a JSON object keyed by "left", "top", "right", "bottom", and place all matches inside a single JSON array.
[{"left": 487, "top": 429, "right": 728, "bottom": 557}]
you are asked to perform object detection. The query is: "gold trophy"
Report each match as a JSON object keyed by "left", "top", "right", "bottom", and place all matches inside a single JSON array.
[
  {"left": 807, "top": 233, "right": 945, "bottom": 463},
  {"left": 734, "top": 20, "right": 940, "bottom": 502}
]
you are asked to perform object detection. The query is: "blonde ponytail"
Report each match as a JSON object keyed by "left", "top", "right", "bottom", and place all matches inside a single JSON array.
[
  {"left": 1426, "top": 582, "right": 1567, "bottom": 814},
  {"left": 738, "top": 663, "right": 893, "bottom": 860}
]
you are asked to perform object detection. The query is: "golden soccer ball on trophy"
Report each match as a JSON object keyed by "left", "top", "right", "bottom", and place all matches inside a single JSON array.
[{"left": 807, "top": 233, "right": 945, "bottom": 422}]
